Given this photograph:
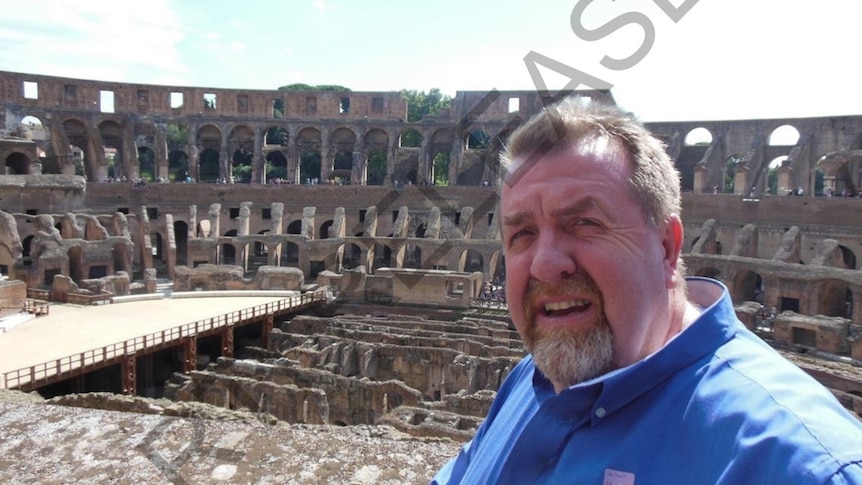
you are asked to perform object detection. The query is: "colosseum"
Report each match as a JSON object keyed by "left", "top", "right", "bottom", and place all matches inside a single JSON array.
[{"left": 1, "top": 70, "right": 862, "bottom": 482}]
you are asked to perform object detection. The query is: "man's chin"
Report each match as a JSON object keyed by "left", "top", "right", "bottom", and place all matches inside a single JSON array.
[{"left": 528, "top": 323, "right": 614, "bottom": 390}]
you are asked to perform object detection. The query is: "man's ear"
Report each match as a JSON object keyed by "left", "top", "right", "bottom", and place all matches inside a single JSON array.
[{"left": 661, "top": 214, "right": 684, "bottom": 287}]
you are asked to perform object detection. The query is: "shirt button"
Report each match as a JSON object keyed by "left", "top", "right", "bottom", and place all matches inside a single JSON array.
[{"left": 595, "top": 407, "right": 606, "bottom": 418}]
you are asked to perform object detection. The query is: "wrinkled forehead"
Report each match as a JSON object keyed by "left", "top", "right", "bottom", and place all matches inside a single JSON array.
[{"left": 502, "top": 135, "right": 628, "bottom": 190}]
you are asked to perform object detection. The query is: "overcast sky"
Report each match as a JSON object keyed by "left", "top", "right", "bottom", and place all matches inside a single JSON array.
[{"left": 0, "top": 0, "right": 857, "bottom": 122}]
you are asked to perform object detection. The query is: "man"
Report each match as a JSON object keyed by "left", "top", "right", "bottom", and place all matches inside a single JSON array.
[{"left": 432, "top": 99, "right": 862, "bottom": 484}]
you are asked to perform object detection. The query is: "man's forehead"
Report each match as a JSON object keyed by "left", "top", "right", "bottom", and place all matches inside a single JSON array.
[{"left": 503, "top": 135, "right": 627, "bottom": 187}]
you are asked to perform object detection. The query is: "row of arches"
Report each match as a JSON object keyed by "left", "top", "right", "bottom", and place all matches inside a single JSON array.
[
  {"left": 684, "top": 124, "right": 801, "bottom": 147},
  {"left": 8, "top": 114, "right": 505, "bottom": 187}
]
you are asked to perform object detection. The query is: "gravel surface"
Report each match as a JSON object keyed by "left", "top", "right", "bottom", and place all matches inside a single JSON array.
[{"left": 0, "top": 390, "right": 461, "bottom": 484}]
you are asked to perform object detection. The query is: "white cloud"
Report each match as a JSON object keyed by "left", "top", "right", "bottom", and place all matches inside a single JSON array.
[{"left": 0, "top": 0, "right": 188, "bottom": 84}]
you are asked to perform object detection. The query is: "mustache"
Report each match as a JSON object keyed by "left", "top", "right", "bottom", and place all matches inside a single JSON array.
[{"left": 525, "top": 273, "right": 602, "bottom": 302}]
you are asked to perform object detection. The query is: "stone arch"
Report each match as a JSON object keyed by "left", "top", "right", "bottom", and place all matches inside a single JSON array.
[
  {"left": 460, "top": 249, "right": 484, "bottom": 273},
  {"left": 684, "top": 127, "right": 713, "bottom": 146},
  {"left": 98, "top": 120, "right": 124, "bottom": 179},
  {"left": 364, "top": 128, "right": 388, "bottom": 152},
  {"left": 137, "top": 146, "right": 156, "bottom": 181},
  {"left": 768, "top": 124, "right": 800, "bottom": 146},
  {"left": 4, "top": 152, "right": 29, "bottom": 174},
  {"left": 264, "top": 126, "right": 289, "bottom": 146},
  {"left": 196, "top": 219, "right": 211, "bottom": 238},
  {"left": 769, "top": 155, "right": 788, "bottom": 169},
  {"left": 724, "top": 154, "right": 743, "bottom": 193},
  {"left": 839, "top": 245, "right": 857, "bottom": 270},
  {"left": 168, "top": 149, "right": 189, "bottom": 182},
  {"left": 402, "top": 245, "right": 421, "bottom": 269},
  {"left": 432, "top": 152, "right": 450, "bottom": 186},
  {"left": 229, "top": 125, "right": 254, "bottom": 183},
  {"left": 196, "top": 124, "right": 222, "bottom": 151},
  {"left": 319, "top": 220, "right": 334, "bottom": 239},
  {"left": 198, "top": 148, "right": 220, "bottom": 183},
  {"left": 280, "top": 241, "right": 300, "bottom": 265},
  {"left": 297, "top": 127, "right": 322, "bottom": 152},
  {"left": 297, "top": 127, "right": 322, "bottom": 183},
  {"left": 430, "top": 129, "right": 456, "bottom": 184},
  {"left": 373, "top": 243, "right": 391, "bottom": 270},
  {"left": 287, "top": 220, "right": 302, "bottom": 235},
  {"left": 343, "top": 242, "right": 362, "bottom": 270},
  {"left": 399, "top": 128, "right": 422, "bottom": 148},
  {"left": 168, "top": 150, "right": 191, "bottom": 182},
  {"left": 818, "top": 280, "right": 850, "bottom": 318},
  {"left": 231, "top": 147, "right": 253, "bottom": 183},
  {"left": 63, "top": 118, "right": 92, "bottom": 180},
  {"left": 330, "top": 127, "right": 356, "bottom": 183},
  {"left": 221, "top": 242, "right": 236, "bottom": 265},
  {"left": 265, "top": 150, "right": 288, "bottom": 183},
  {"left": 364, "top": 128, "right": 389, "bottom": 185},
  {"left": 174, "top": 220, "right": 188, "bottom": 265},
  {"left": 732, "top": 269, "right": 762, "bottom": 304},
  {"left": 331, "top": 127, "right": 357, "bottom": 152},
  {"left": 466, "top": 129, "right": 490, "bottom": 149},
  {"left": 815, "top": 150, "right": 860, "bottom": 197}
]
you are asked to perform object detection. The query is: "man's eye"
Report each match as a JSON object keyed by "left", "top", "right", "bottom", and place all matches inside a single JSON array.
[{"left": 508, "top": 229, "right": 532, "bottom": 243}]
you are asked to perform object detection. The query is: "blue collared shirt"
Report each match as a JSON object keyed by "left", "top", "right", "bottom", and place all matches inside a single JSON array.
[{"left": 433, "top": 278, "right": 862, "bottom": 484}]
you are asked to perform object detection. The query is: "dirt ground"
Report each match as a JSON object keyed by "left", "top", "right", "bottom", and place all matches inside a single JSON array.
[{"left": 0, "top": 390, "right": 461, "bottom": 484}]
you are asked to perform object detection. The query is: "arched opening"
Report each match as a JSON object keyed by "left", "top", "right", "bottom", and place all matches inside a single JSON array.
[
  {"left": 403, "top": 245, "right": 421, "bottom": 269},
  {"left": 732, "top": 270, "right": 762, "bottom": 304},
  {"left": 174, "top": 220, "right": 188, "bottom": 265},
  {"left": 287, "top": 220, "right": 303, "bottom": 235},
  {"left": 466, "top": 130, "right": 490, "bottom": 149},
  {"left": 818, "top": 280, "right": 849, "bottom": 318},
  {"left": 297, "top": 127, "right": 322, "bottom": 183},
  {"left": 138, "top": 146, "right": 156, "bottom": 181},
  {"left": 343, "top": 243, "right": 362, "bottom": 270},
  {"left": 168, "top": 149, "right": 189, "bottom": 182},
  {"left": 221, "top": 243, "right": 236, "bottom": 265},
  {"left": 724, "top": 155, "right": 742, "bottom": 193},
  {"left": 432, "top": 152, "right": 450, "bottom": 186},
  {"left": 199, "top": 149, "right": 220, "bottom": 183},
  {"left": 332, "top": 151, "right": 353, "bottom": 184},
  {"left": 839, "top": 245, "right": 857, "bottom": 270},
  {"left": 684, "top": 127, "right": 713, "bottom": 146},
  {"left": 373, "top": 243, "right": 391, "bottom": 270},
  {"left": 231, "top": 148, "right": 253, "bottom": 183},
  {"left": 399, "top": 129, "right": 422, "bottom": 148},
  {"left": 265, "top": 150, "right": 288, "bottom": 183},
  {"left": 264, "top": 127, "right": 288, "bottom": 146},
  {"left": 64, "top": 119, "right": 92, "bottom": 180},
  {"left": 300, "top": 151, "right": 321, "bottom": 184},
  {"left": 366, "top": 150, "right": 387, "bottom": 185},
  {"left": 280, "top": 241, "right": 299, "bottom": 266},
  {"left": 320, "top": 220, "right": 334, "bottom": 239},
  {"left": 768, "top": 155, "right": 788, "bottom": 194},
  {"left": 461, "top": 249, "right": 484, "bottom": 273},
  {"left": 768, "top": 125, "right": 800, "bottom": 146},
  {"left": 99, "top": 120, "right": 124, "bottom": 180},
  {"left": 4, "top": 152, "right": 29, "bottom": 174}
]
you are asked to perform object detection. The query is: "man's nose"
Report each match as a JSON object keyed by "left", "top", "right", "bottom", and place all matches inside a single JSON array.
[{"left": 529, "top": 231, "right": 576, "bottom": 283}]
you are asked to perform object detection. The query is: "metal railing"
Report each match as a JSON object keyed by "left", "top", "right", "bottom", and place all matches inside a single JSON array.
[{"left": 2, "top": 292, "right": 325, "bottom": 391}]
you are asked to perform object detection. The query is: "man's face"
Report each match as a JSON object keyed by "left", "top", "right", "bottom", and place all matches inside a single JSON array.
[{"left": 501, "top": 138, "right": 677, "bottom": 390}]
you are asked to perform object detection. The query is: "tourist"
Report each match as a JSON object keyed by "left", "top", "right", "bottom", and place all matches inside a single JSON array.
[{"left": 432, "top": 99, "right": 862, "bottom": 484}]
